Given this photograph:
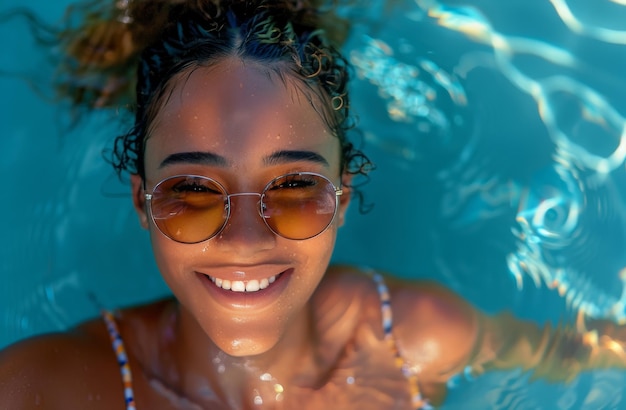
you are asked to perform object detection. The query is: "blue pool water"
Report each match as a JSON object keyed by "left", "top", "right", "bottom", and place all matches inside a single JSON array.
[{"left": 2, "top": 0, "right": 626, "bottom": 408}]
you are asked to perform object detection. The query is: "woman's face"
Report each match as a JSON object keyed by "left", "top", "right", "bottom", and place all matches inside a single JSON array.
[{"left": 131, "top": 58, "right": 351, "bottom": 356}]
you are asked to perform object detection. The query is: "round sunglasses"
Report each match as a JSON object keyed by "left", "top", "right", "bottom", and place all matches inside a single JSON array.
[{"left": 144, "top": 172, "right": 343, "bottom": 243}]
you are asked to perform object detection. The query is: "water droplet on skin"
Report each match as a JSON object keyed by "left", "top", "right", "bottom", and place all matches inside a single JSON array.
[{"left": 253, "top": 390, "right": 263, "bottom": 405}]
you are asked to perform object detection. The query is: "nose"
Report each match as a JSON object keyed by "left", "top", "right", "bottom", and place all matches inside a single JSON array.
[{"left": 215, "top": 193, "right": 276, "bottom": 255}]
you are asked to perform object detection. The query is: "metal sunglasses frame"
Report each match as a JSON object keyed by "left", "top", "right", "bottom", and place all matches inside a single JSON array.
[{"left": 144, "top": 172, "right": 343, "bottom": 243}]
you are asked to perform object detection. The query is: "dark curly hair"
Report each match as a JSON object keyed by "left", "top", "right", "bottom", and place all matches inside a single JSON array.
[
  {"left": 121, "top": 1, "right": 368, "bottom": 180},
  {"left": 54, "top": 0, "right": 372, "bottom": 203}
]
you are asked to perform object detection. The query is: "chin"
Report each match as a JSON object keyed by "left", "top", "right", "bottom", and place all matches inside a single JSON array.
[{"left": 215, "top": 336, "right": 279, "bottom": 358}]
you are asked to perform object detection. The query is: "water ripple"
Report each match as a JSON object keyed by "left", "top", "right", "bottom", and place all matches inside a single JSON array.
[{"left": 395, "top": 0, "right": 626, "bottom": 323}]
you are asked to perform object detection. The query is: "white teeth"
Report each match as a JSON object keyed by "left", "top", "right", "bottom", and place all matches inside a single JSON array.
[
  {"left": 231, "top": 281, "right": 245, "bottom": 292},
  {"left": 209, "top": 275, "right": 278, "bottom": 292},
  {"left": 246, "top": 280, "right": 260, "bottom": 292}
]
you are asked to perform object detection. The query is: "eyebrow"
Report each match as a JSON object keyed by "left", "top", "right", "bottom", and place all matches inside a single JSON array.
[
  {"left": 159, "top": 149, "right": 329, "bottom": 169},
  {"left": 264, "top": 150, "right": 329, "bottom": 167},
  {"left": 159, "top": 151, "right": 228, "bottom": 168}
]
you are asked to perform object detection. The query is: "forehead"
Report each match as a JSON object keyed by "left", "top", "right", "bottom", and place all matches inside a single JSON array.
[{"left": 144, "top": 58, "right": 339, "bottom": 174}]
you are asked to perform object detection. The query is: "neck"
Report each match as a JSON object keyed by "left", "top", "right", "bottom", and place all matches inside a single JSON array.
[{"left": 157, "top": 301, "right": 321, "bottom": 408}]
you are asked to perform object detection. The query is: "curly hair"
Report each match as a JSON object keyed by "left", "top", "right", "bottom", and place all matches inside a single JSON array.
[{"left": 58, "top": 0, "right": 373, "bottom": 193}]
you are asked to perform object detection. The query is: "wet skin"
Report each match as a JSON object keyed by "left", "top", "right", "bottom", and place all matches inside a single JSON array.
[
  {"left": 0, "top": 57, "right": 478, "bottom": 409},
  {"left": 5, "top": 56, "right": 618, "bottom": 409},
  {"left": 133, "top": 57, "right": 349, "bottom": 360},
  {"left": 0, "top": 267, "right": 479, "bottom": 409}
]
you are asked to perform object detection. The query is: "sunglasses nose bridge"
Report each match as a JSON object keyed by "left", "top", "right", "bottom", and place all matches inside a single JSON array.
[
  {"left": 221, "top": 192, "right": 276, "bottom": 241},
  {"left": 226, "top": 192, "right": 264, "bottom": 218}
]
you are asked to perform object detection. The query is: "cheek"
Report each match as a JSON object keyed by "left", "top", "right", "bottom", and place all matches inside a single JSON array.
[
  {"left": 291, "top": 228, "right": 338, "bottom": 279},
  {"left": 149, "top": 233, "right": 193, "bottom": 287}
]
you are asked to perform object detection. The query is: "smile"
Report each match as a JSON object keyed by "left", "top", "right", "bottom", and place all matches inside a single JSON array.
[{"left": 208, "top": 274, "right": 280, "bottom": 292}]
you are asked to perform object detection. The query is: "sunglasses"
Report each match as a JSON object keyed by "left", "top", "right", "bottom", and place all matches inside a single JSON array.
[{"left": 144, "top": 172, "right": 343, "bottom": 243}]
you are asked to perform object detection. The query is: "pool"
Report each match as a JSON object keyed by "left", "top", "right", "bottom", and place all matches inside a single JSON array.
[{"left": 2, "top": 0, "right": 626, "bottom": 408}]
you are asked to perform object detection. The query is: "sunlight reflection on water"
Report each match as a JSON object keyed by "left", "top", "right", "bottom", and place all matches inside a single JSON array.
[
  {"left": 347, "top": 0, "right": 626, "bottom": 323},
  {"left": 3, "top": 0, "right": 626, "bottom": 408}
]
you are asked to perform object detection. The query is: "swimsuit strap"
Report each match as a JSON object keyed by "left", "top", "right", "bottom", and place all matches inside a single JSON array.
[
  {"left": 370, "top": 272, "right": 432, "bottom": 410},
  {"left": 102, "top": 310, "right": 137, "bottom": 410},
  {"left": 101, "top": 275, "right": 431, "bottom": 410}
]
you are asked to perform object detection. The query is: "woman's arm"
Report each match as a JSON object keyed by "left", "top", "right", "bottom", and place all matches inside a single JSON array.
[
  {"left": 470, "top": 312, "right": 626, "bottom": 382},
  {"left": 388, "top": 278, "right": 626, "bottom": 404}
]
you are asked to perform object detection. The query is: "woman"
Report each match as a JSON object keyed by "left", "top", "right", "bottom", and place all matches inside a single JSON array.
[{"left": 1, "top": 1, "right": 625, "bottom": 409}]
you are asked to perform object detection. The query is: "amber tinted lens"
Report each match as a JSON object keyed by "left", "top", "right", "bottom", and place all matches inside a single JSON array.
[
  {"left": 262, "top": 174, "right": 338, "bottom": 239},
  {"left": 150, "top": 176, "right": 227, "bottom": 243}
]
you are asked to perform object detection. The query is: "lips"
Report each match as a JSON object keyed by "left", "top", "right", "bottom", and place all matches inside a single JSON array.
[
  {"left": 196, "top": 268, "right": 293, "bottom": 310},
  {"left": 208, "top": 273, "right": 280, "bottom": 292}
]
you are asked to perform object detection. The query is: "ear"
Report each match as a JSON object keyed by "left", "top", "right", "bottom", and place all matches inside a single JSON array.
[
  {"left": 130, "top": 174, "right": 149, "bottom": 230},
  {"left": 337, "top": 173, "right": 353, "bottom": 227}
]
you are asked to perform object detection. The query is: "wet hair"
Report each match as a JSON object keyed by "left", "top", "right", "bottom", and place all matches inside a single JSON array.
[{"left": 56, "top": 0, "right": 372, "bottom": 189}]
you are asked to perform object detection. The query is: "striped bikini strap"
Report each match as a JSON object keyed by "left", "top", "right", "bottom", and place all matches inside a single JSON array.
[
  {"left": 102, "top": 310, "right": 137, "bottom": 410},
  {"left": 370, "top": 272, "right": 432, "bottom": 410}
]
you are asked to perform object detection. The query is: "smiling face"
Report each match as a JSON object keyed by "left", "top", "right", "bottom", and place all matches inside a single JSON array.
[{"left": 130, "top": 57, "right": 351, "bottom": 356}]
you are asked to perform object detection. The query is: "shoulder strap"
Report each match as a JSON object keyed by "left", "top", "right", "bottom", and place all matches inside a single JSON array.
[
  {"left": 102, "top": 310, "right": 137, "bottom": 410},
  {"left": 369, "top": 272, "right": 432, "bottom": 410}
]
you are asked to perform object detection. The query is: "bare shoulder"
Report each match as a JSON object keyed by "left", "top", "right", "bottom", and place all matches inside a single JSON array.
[
  {"left": 323, "top": 266, "right": 480, "bottom": 382},
  {"left": 385, "top": 274, "right": 480, "bottom": 382},
  {"left": 0, "top": 315, "right": 127, "bottom": 409},
  {"left": 322, "top": 265, "right": 477, "bottom": 323}
]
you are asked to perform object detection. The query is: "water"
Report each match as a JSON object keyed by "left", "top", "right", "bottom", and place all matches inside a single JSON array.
[{"left": 2, "top": 0, "right": 626, "bottom": 408}]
